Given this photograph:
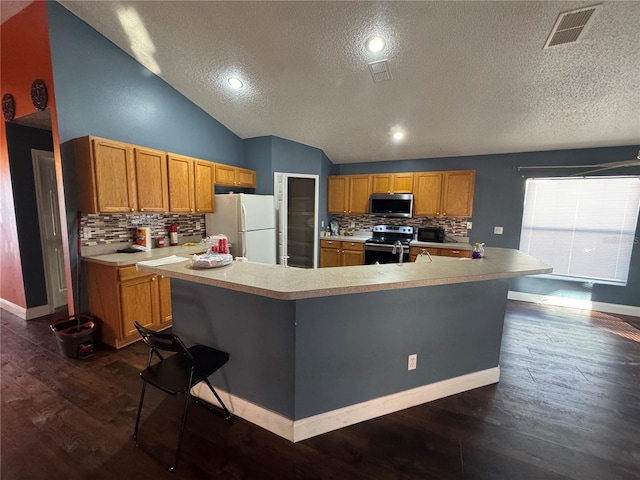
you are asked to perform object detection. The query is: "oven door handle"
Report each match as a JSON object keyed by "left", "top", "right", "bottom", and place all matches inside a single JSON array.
[{"left": 365, "top": 244, "right": 407, "bottom": 253}]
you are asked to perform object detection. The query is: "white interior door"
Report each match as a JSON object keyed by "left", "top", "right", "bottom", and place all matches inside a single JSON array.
[
  {"left": 32, "top": 149, "right": 67, "bottom": 311},
  {"left": 274, "top": 173, "right": 288, "bottom": 264}
]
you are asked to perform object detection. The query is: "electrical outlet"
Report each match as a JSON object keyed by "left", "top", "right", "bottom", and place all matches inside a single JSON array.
[
  {"left": 350, "top": 221, "right": 355, "bottom": 229},
  {"left": 83, "top": 227, "right": 91, "bottom": 240},
  {"left": 466, "top": 222, "right": 473, "bottom": 229},
  {"left": 195, "top": 221, "right": 201, "bottom": 230},
  {"left": 321, "top": 220, "right": 325, "bottom": 228},
  {"left": 494, "top": 226, "right": 503, "bottom": 235},
  {"left": 408, "top": 354, "right": 417, "bottom": 371}
]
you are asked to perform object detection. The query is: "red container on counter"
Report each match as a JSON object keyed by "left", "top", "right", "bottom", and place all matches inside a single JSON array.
[
  {"left": 219, "top": 237, "right": 228, "bottom": 254},
  {"left": 157, "top": 236, "right": 165, "bottom": 248}
]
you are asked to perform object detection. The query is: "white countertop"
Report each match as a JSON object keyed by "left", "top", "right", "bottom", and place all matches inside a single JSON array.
[
  {"left": 82, "top": 244, "right": 209, "bottom": 267},
  {"left": 136, "top": 247, "right": 551, "bottom": 300}
]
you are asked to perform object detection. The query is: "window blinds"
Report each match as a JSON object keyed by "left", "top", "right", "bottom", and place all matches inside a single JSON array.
[{"left": 519, "top": 177, "right": 640, "bottom": 284}]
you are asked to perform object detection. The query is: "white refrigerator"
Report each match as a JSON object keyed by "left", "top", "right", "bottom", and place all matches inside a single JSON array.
[{"left": 205, "top": 194, "right": 276, "bottom": 264}]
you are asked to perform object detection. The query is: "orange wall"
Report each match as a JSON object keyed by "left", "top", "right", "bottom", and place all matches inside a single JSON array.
[{"left": 1, "top": 1, "right": 72, "bottom": 313}]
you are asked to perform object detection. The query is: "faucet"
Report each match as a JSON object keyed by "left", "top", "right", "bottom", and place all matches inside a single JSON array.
[{"left": 392, "top": 240, "right": 404, "bottom": 264}]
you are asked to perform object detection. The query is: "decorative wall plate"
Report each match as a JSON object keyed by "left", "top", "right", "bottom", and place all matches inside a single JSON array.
[
  {"left": 30, "top": 79, "right": 48, "bottom": 110},
  {"left": 2, "top": 94, "right": 15, "bottom": 121}
]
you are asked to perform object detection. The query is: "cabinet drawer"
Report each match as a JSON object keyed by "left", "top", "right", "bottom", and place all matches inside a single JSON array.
[
  {"left": 320, "top": 239, "right": 340, "bottom": 247},
  {"left": 439, "top": 248, "right": 472, "bottom": 258},
  {"left": 410, "top": 246, "right": 440, "bottom": 256},
  {"left": 342, "top": 241, "right": 364, "bottom": 251},
  {"left": 118, "top": 266, "right": 151, "bottom": 281}
]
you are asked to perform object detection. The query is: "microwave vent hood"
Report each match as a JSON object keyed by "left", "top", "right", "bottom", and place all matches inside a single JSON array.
[{"left": 369, "top": 193, "right": 413, "bottom": 218}]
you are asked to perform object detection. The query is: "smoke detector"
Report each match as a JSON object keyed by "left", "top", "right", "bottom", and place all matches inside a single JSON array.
[{"left": 544, "top": 4, "right": 602, "bottom": 49}]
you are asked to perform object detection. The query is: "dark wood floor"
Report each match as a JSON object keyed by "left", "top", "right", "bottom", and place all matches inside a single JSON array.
[{"left": 2, "top": 301, "right": 639, "bottom": 480}]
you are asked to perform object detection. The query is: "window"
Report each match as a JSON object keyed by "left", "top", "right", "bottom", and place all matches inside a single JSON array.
[{"left": 519, "top": 176, "right": 640, "bottom": 285}]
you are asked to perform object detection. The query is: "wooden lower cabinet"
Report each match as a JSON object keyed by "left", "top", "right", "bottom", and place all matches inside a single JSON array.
[
  {"left": 320, "top": 240, "right": 364, "bottom": 267},
  {"left": 409, "top": 246, "right": 472, "bottom": 261},
  {"left": 87, "top": 263, "right": 172, "bottom": 349}
]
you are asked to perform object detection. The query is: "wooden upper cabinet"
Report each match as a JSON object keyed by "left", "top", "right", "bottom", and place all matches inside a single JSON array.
[
  {"left": 167, "top": 153, "right": 195, "bottom": 213},
  {"left": 441, "top": 170, "right": 475, "bottom": 217},
  {"left": 236, "top": 167, "right": 256, "bottom": 188},
  {"left": 372, "top": 173, "right": 414, "bottom": 194},
  {"left": 413, "top": 170, "right": 475, "bottom": 217},
  {"left": 215, "top": 164, "right": 256, "bottom": 188},
  {"left": 327, "top": 176, "right": 348, "bottom": 214},
  {"left": 193, "top": 160, "right": 215, "bottom": 213},
  {"left": 327, "top": 174, "right": 372, "bottom": 215},
  {"left": 75, "top": 136, "right": 136, "bottom": 213},
  {"left": 348, "top": 175, "right": 372, "bottom": 214},
  {"left": 215, "top": 164, "right": 236, "bottom": 185},
  {"left": 167, "top": 154, "right": 215, "bottom": 213},
  {"left": 133, "top": 147, "right": 168, "bottom": 213},
  {"left": 413, "top": 172, "right": 444, "bottom": 216}
]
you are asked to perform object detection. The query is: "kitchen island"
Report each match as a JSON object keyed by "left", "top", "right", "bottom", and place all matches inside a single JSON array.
[{"left": 136, "top": 248, "right": 551, "bottom": 441}]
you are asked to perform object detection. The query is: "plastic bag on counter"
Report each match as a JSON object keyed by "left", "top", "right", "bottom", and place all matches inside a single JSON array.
[
  {"left": 200, "top": 234, "right": 230, "bottom": 254},
  {"left": 190, "top": 252, "right": 233, "bottom": 269}
]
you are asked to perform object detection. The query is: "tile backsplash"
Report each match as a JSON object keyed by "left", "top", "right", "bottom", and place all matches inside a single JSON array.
[
  {"left": 332, "top": 215, "right": 469, "bottom": 237},
  {"left": 80, "top": 213, "right": 206, "bottom": 246}
]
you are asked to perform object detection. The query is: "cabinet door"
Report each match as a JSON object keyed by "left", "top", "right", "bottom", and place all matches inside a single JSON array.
[
  {"left": 327, "top": 176, "right": 348, "bottom": 214},
  {"left": 194, "top": 160, "right": 215, "bottom": 213},
  {"left": 215, "top": 164, "right": 236, "bottom": 186},
  {"left": 392, "top": 173, "right": 414, "bottom": 193},
  {"left": 120, "top": 275, "right": 159, "bottom": 338},
  {"left": 133, "top": 147, "right": 168, "bottom": 212},
  {"left": 320, "top": 247, "right": 341, "bottom": 267},
  {"left": 92, "top": 138, "right": 135, "bottom": 212},
  {"left": 372, "top": 175, "right": 393, "bottom": 194},
  {"left": 348, "top": 175, "right": 372, "bottom": 214},
  {"left": 413, "top": 172, "right": 443, "bottom": 216},
  {"left": 167, "top": 154, "right": 195, "bottom": 213},
  {"left": 236, "top": 168, "right": 256, "bottom": 187},
  {"left": 158, "top": 275, "right": 172, "bottom": 324},
  {"left": 441, "top": 170, "right": 475, "bottom": 217},
  {"left": 341, "top": 249, "right": 363, "bottom": 266}
]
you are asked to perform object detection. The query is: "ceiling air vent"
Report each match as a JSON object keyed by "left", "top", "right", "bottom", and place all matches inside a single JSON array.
[
  {"left": 368, "top": 59, "right": 392, "bottom": 83},
  {"left": 544, "top": 4, "right": 601, "bottom": 49}
]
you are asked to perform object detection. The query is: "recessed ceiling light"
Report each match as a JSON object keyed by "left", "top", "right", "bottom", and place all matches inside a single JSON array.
[
  {"left": 391, "top": 128, "right": 405, "bottom": 141},
  {"left": 366, "top": 35, "right": 386, "bottom": 53},
  {"left": 227, "top": 77, "right": 244, "bottom": 89}
]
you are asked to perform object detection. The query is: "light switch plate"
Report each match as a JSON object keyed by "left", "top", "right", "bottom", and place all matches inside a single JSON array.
[
  {"left": 494, "top": 226, "right": 503, "bottom": 234},
  {"left": 466, "top": 222, "right": 473, "bottom": 229}
]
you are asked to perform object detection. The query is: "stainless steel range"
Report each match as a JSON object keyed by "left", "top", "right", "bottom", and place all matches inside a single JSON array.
[{"left": 364, "top": 225, "right": 414, "bottom": 264}]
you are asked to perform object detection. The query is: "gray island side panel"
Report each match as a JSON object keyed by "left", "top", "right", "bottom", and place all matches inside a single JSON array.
[{"left": 170, "top": 277, "right": 509, "bottom": 420}]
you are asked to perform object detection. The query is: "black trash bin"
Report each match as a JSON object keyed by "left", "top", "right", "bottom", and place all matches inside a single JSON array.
[{"left": 50, "top": 315, "right": 98, "bottom": 359}]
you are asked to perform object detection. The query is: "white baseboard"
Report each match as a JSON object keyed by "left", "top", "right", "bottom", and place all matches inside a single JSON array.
[
  {"left": 0, "top": 299, "right": 52, "bottom": 320},
  {"left": 192, "top": 366, "right": 500, "bottom": 442},
  {"left": 508, "top": 291, "right": 640, "bottom": 317}
]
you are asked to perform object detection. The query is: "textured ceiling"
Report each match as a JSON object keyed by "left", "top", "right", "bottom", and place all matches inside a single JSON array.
[{"left": 21, "top": 2, "right": 640, "bottom": 163}]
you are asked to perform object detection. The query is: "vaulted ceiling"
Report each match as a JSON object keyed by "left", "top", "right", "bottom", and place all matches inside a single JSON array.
[{"left": 6, "top": 1, "right": 640, "bottom": 164}]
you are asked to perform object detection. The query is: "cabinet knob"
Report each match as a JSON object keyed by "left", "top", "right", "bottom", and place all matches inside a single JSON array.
[
  {"left": 451, "top": 250, "right": 459, "bottom": 254},
  {"left": 160, "top": 275, "right": 165, "bottom": 279},
  {"left": 130, "top": 208, "right": 134, "bottom": 212},
  {"left": 140, "top": 208, "right": 144, "bottom": 212},
  {"left": 196, "top": 208, "right": 200, "bottom": 212},
  {"left": 151, "top": 276, "right": 156, "bottom": 281}
]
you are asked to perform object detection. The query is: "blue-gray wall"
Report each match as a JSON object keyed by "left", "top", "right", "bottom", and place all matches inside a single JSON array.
[
  {"left": 5, "top": 123, "right": 54, "bottom": 308},
  {"left": 45, "top": 1, "right": 639, "bottom": 309},
  {"left": 335, "top": 146, "right": 640, "bottom": 307}
]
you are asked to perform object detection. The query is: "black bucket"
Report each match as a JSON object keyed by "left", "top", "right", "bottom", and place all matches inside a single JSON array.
[{"left": 50, "top": 315, "right": 97, "bottom": 359}]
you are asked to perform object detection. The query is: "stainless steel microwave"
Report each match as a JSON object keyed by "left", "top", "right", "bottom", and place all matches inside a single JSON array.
[{"left": 369, "top": 193, "right": 413, "bottom": 218}]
